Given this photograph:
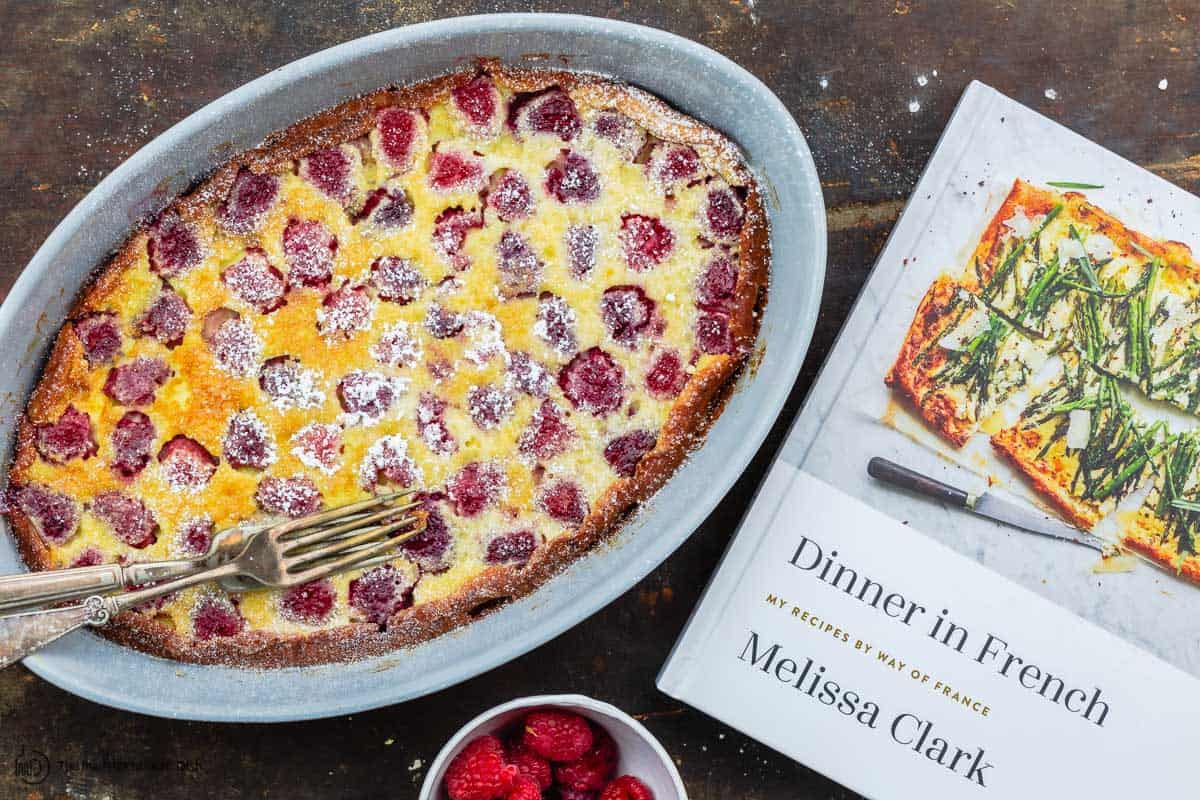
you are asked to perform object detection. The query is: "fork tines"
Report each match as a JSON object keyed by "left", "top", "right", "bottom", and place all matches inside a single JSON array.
[{"left": 268, "top": 491, "right": 427, "bottom": 582}]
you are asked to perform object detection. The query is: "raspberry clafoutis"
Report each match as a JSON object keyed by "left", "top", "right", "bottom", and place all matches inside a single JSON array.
[{"left": 6, "top": 64, "right": 768, "bottom": 666}]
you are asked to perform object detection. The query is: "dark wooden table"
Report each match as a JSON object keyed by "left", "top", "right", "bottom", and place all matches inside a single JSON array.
[{"left": 0, "top": 2, "right": 1195, "bottom": 797}]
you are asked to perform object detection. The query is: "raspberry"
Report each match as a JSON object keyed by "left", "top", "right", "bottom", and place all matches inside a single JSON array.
[
  {"left": 558, "top": 791, "right": 599, "bottom": 800},
  {"left": 417, "top": 392, "right": 457, "bottom": 456},
  {"left": 432, "top": 206, "right": 484, "bottom": 270},
  {"left": 508, "top": 352, "right": 551, "bottom": 398},
  {"left": 558, "top": 347, "right": 624, "bottom": 416},
  {"left": 645, "top": 350, "right": 687, "bottom": 399},
  {"left": 223, "top": 248, "right": 286, "bottom": 313},
  {"left": 453, "top": 76, "right": 502, "bottom": 137},
  {"left": 103, "top": 357, "right": 170, "bottom": 406},
  {"left": 599, "top": 776, "right": 653, "bottom": 800},
  {"left": 291, "top": 423, "right": 343, "bottom": 474},
  {"left": 218, "top": 169, "right": 279, "bottom": 235},
  {"left": 318, "top": 284, "right": 373, "bottom": 339},
  {"left": 535, "top": 293, "right": 577, "bottom": 355},
  {"left": 12, "top": 484, "right": 79, "bottom": 545},
  {"left": 372, "top": 322, "right": 422, "bottom": 368},
  {"left": 468, "top": 384, "right": 514, "bottom": 430},
  {"left": 447, "top": 462, "right": 505, "bottom": 518},
  {"left": 279, "top": 579, "right": 336, "bottom": 624},
  {"left": 523, "top": 710, "right": 594, "bottom": 762},
  {"left": 696, "top": 255, "right": 738, "bottom": 311},
  {"left": 35, "top": 406, "right": 97, "bottom": 464},
  {"left": 506, "top": 776, "right": 541, "bottom": 800},
  {"left": 565, "top": 224, "right": 598, "bottom": 279},
  {"left": 647, "top": 143, "right": 699, "bottom": 190},
  {"left": 429, "top": 149, "right": 486, "bottom": 193},
  {"left": 337, "top": 371, "right": 398, "bottom": 423},
  {"left": 619, "top": 215, "right": 674, "bottom": 271},
  {"left": 136, "top": 288, "right": 192, "bottom": 346},
  {"left": 513, "top": 90, "right": 582, "bottom": 141},
  {"left": 592, "top": 110, "right": 646, "bottom": 159},
  {"left": 206, "top": 314, "right": 263, "bottom": 377},
  {"left": 556, "top": 729, "right": 617, "bottom": 791},
  {"left": 91, "top": 491, "right": 159, "bottom": 549},
  {"left": 401, "top": 495, "right": 452, "bottom": 571},
  {"left": 373, "top": 107, "right": 425, "bottom": 173},
  {"left": 111, "top": 411, "right": 156, "bottom": 479},
  {"left": 370, "top": 256, "right": 425, "bottom": 304},
  {"left": 359, "top": 186, "right": 414, "bottom": 231},
  {"left": 192, "top": 594, "right": 244, "bottom": 640},
  {"left": 444, "top": 735, "right": 518, "bottom": 800},
  {"left": 201, "top": 308, "right": 240, "bottom": 344},
  {"left": 497, "top": 231, "right": 544, "bottom": 298},
  {"left": 519, "top": 400, "right": 574, "bottom": 461},
  {"left": 258, "top": 355, "right": 324, "bottom": 409},
  {"left": 348, "top": 562, "right": 416, "bottom": 625},
  {"left": 538, "top": 480, "right": 587, "bottom": 526},
  {"left": 600, "top": 285, "right": 655, "bottom": 348},
  {"left": 425, "top": 303, "right": 466, "bottom": 340},
  {"left": 507, "top": 741, "right": 552, "bottom": 790},
  {"left": 283, "top": 218, "right": 337, "bottom": 289},
  {"left": 299, "top": 145, "right": 356, "bottom": 205},
  {"left": 545, "top": 151, "right": 600, "bottom": 204},
  {"left": 176, "top": 516, "right": 214, "bottom": 556},
  {"left": 255, "top": 476, "right": 323, "bottom": 517},
  {"left": 359, "top": 434, "right": 418, "bottom": 491},
  {"left": 71, "top": 547, "right": 106, "bottom": 567},
  {"left": 701, "top": 186, "right": 745, "bottom": 241},
  {"left": 74, "top": 312, "right": 122, "bottom": 366},
  {"left": 696, "top": 312, "right": 734, "bottom": 354},
  {"left": 158, "top": 435, "right": 219, "bottom": 491},
  {"left": 148, "top": 212, "right": 203, "bottom": 277},
  {"left": 223, "top": 409, "right": 275, "bottom": 469},
  {"left": 485, "top": 530, "right": 537, "bottom": 565},
  {"left": 603, "top": 431, "right": 657, "bottom": 478},
  {"left": 487, "top": 170, "right": 534, "bottom": 221}
]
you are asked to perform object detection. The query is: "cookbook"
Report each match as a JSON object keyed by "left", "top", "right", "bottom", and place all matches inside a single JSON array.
[{"left": 658, "top": 81, "right": 1200, "bottom": 797}]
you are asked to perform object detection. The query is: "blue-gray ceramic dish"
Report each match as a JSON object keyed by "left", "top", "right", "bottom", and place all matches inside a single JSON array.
[{"left": 0, "top": 13, "right": 825, "bottom": 721}]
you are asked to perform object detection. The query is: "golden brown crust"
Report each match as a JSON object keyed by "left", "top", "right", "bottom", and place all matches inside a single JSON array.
[
  {"left": 7, "top": 62, "right": 768, "bottom": 667},
  {"left": 969, "top": 179, "right": 1197, "bottom": 293},
  {"left": 990, "top": 427, "right": 1101, "bottom": 530},
  {"left": 1119, "top": 535, "right": 1200, "bottom": 584},
  {"left": 884, "top": 275, "right": 975, "bottom": 447}
]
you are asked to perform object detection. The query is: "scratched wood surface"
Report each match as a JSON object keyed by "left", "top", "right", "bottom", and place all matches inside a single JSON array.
[{"left": 0, "top": 2, "right": 1196, "bottom": 798}]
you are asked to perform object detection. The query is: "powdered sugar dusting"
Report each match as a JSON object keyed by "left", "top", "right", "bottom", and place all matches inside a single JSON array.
[
  {"left": 370, "top": 322, "right": 423, "bottom": 368},
  {"left": 211, "top": 318, "right": 263, "bottom": 377},
  {"left": 463, "top": 311, "right": 508, "bottom": 366},
  {"left": 260, "top": 357, "right": 326, "bottom": 410},
  {"left": 359, "top": 434, "right": 421, "bottom": 491},
  {"left": 291, "top": 423, "right": 343, "bottom": 475}
]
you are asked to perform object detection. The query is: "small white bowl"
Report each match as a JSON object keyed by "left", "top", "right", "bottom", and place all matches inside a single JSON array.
[{"left": 419, "top": 694, "right": 688, "bottom": 800}]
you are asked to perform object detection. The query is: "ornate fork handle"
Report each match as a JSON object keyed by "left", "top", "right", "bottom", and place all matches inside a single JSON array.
[
  {"left": 0, "top": 596, "right": 117, "bottom": 668},
  {"left": 0, "top": 560, "right": 202, "bottom": 613},
  {"left": 0, "top": 562, "right": 242, "bottom": 668}
]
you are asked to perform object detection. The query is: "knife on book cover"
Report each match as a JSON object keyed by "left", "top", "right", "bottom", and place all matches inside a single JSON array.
[{"left": 867, "top": 457, "right": 1109, "bottom": 552}]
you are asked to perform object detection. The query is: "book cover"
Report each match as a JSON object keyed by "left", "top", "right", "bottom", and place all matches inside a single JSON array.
[{"left": 658, "top": 81, "right": 1200, "bottom": 797}]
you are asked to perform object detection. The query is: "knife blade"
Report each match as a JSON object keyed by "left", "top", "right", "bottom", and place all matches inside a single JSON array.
[
  {"left": 968, "top": 492, "right": 1107, "bottom": 552},
  {"left": 867, "top": 457, "right": 1109, "bottom": 553}
]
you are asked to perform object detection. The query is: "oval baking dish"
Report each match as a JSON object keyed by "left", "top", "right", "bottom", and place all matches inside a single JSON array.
[{"left": 0, "top": 14, "right": 825, "bottom": 720}]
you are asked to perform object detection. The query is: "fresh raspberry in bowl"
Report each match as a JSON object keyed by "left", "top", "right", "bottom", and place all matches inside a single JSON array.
[{"left": 421, "top": 695, "right": 685, "bottom": 800}]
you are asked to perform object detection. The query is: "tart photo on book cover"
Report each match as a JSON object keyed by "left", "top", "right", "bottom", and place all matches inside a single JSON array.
[{"left": 887, "top": 178, "right": 1200, "bottom": 584}]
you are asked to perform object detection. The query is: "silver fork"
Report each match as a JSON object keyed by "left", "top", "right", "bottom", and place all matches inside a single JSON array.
[
  {"left": 0, "top": 494, "right": 426, "bottom": 668},
  {"left": 0, "top": 490, "right": 415, "bottom": 612}
]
